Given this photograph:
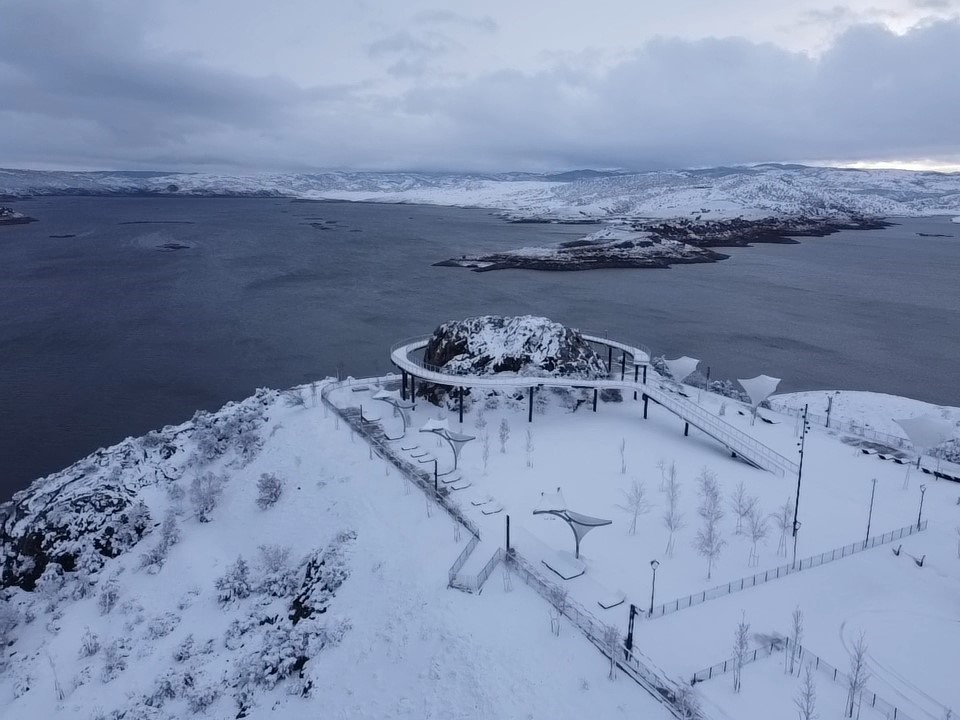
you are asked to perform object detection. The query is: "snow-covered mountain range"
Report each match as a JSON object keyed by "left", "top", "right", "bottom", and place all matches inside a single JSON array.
[{"left": 3, "top": 164, "right": 960, "bottom": 220}]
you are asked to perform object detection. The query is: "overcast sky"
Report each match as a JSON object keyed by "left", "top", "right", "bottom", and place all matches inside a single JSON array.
[{"left": 2, "top": 0, "right": 959, "bottom": 172}]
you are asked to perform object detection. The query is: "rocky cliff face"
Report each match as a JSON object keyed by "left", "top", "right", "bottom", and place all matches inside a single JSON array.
[{"left": 419, "top": 316, "right": 606, "bottom": 404}]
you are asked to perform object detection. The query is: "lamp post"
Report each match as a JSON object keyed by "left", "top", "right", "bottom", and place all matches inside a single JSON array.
[
  {"left": 792, "top": 405, "right": 810, "bottom": 567},
  {"left": 917, "top": 484, "right": 927, "bottom": 530},
  {"left": 648, "top": 559, "right": 660, "bottom": 617},
  {"left": 865, "top": 478, "right": 877, "bottom": 545}
]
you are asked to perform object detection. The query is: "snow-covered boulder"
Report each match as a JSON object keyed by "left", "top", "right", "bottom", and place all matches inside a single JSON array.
[{"left": 424, "top": 315, "right": 606, "bottom": 380}]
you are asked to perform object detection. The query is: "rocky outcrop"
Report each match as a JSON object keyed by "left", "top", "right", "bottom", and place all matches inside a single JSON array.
[{"left": 418, "top": 316, "right": 606, "bottom": 403}]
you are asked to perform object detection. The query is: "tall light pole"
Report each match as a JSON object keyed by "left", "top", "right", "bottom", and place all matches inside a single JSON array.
[
  {"left": 792, "top": 405, "right": 810, "bottom": 567},
  {"left": 865, "top": 478, "right": 877, "bottom": 545},
  {"left": 648, "top": 559, "right": 660, "bottom": 617},
  {"left": 917, "top": 484, "right": 927, "bottom": 530}
]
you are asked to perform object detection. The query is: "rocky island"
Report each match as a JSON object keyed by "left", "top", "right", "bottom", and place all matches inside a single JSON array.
[
  {"left": 436, "top": 215, "right": 891, "bottom": 272},
  {"left": 0, "top": 206, "right": 37, "bottom": 225}
]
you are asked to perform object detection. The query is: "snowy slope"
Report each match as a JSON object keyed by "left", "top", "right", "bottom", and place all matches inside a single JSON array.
[
  {"left": 0, "top": 384, "right": 673, "bottom": 720},
  {"left": 3, "top": 165, "right": 960, "bottom": 220}
]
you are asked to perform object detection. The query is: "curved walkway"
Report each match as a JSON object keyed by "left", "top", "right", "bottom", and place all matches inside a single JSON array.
[{"left": 390, "top": 334, "right": 799, "bottom": 478}]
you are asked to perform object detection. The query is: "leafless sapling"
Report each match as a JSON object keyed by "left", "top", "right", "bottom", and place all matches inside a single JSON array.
[
  {"left": 730, "top": 481, "right": 756, "bottom": 535},
  {"left": 499, "top": 419, "right": 510, "bottom": 454},
  {"left": 694, "top": 468, "right": 725, "bottom": 578},
  {"left": 526, "top": 428, "right": 534, "bottom": 469},
  {"left": 788, "top": 606, "right": 804, "bottom": 675},
  {"left": 619, "top": 438, "right": 627, "bottom": 475},
  {"left": 746, "top": 504, "right": 769, "bottom": 567},
  {"left": 482, "top": 433, "right": 490, "bottom": 475},
  {"left": 733, "top": 611, "right": 750, "bottom": 693},
  {"left": 794, "top": 662, "right": 818, "bottom": 720},
  {"left": 663, "top": 472, "right": 684, "bottom": 557},
  {"left": 617, "top": 479, "right": 651, "bottom": 535},
  {"left": 603, "top": 625, "right": 621, "bottom": 680},
  {"left": 845, "top": 632, "right": 870, "bottom": 718},
  {"left": 774, "top": 496, "right": 795, "bottom": 557},
  {"left": 548, "top": 584, "right": 568, "bottom": 636}
]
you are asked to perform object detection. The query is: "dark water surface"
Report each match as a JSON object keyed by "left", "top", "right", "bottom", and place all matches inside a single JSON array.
[{"left": 1, "top": 197, "right": 958, "bottom": 496}]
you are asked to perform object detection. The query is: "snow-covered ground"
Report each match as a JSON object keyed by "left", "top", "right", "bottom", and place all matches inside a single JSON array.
[
  {"left": 3, "top": 368, "right": 959, "bottom": 719},
  {"left": 3, "top": 164, "right": 960, "bottom": 220}
]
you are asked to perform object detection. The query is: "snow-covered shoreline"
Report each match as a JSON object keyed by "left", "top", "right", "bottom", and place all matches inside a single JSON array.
[{"left": 3, "top": 164, "right": 960, "bottom": 221}]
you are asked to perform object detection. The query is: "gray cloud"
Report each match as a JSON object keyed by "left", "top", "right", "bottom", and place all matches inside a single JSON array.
[
  {"left": 0, "top": 1, "right": 959, "bottom": 172},
  {"left": 414, "top": 9, "right": 498, "bottom": 33}
]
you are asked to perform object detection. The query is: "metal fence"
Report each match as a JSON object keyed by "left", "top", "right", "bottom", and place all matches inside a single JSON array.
[
  {"left": 321, "top": 376, "right": 490, "bottom": 591},
  {"left": 767, "top": 401, "right": 913, "bottom": 451},
  {"left": 783, "top": 638, "right": 919, "bottom": 720},
  {"left": 691, "top": 640, "right": 781, "bottom": 684},
  {"left": 506, "top": 551, "right": 704, "bottom": 720},
  {"left": 651, "top": 521, "right": 928, "bottom": 619}
]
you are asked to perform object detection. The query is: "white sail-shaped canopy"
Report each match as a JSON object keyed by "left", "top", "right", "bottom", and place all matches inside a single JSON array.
[
  {"left": 895, "top": 415, "right": 954, "bottom": 451},
  {"left": 664, "top": 356, "right": 700, "bottom": 383},
  {"left": 420, "top": 417, "right": 450, "bottom": 433},
  {"left": 533, "top": 487, "right": 611, "bottom": 559},
  {"left": 738, "top": 375, "right": 782, "bottom": 409}
]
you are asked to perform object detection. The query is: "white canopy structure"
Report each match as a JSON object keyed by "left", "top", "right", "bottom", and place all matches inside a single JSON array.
[
  {"left": 738, "top": 374, "right": 781, "bottom": 424},
  {"left": 372, "top": 389, "right": 415, "bottom": 438},
  {"left": 533, "top": 487, "right": 612, "bottom": 559},
  {"left": 895, "top": 415, "right": 955, "bottom": 471},
  {"left": 419, "top": 418, "right": 474, "bottom": 472},
  {"left": 664, "top": 356, "right": 700, "bottom": 383}
]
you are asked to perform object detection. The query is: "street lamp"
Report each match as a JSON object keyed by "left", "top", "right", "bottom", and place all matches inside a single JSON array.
[
  {"left": 917, "top": 484, "right": 927, "bottom": 530},
  {"left": 792, "top": 405, "right": 810, "bottom": 567},
  {"left": 648, "top": 559, "right": 660, "bottom": 617}
]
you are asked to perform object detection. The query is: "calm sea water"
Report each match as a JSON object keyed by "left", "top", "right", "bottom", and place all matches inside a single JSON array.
[{"left": 1, "top": 197, "right": 958, "bottom": 496}]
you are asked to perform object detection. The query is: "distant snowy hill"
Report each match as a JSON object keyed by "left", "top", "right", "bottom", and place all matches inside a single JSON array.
[{"left": 3, "top": 164, "right": 960, "bottom": 220}]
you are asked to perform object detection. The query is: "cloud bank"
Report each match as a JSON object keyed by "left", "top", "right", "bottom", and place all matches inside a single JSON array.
[{"left": 0, "top": 1, "right": 958, "bottom": 171}]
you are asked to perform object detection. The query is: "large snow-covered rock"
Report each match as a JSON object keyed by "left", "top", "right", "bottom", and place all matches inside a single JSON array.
[{"left": 423, "top": 315, "right": 607, "bottom": 381}]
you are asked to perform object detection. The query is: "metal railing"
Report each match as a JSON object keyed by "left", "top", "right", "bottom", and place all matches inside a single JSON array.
[
  {"left": 783, "top": 638, "right": 920, "bottom": 720},
  {"left": 506, "top": 550, "right": 704, "bottom": 719},
  {"left": 651, "top": 521, "right": 928, "bottom": 619},
  {"left": 391, "top": 334, "right": 796, "bottom": 477},
  {"left": 767, "top": 401, "right": 912, "bottom": 451},
  {"left": 691, "top": 640, "right": 781, "bottom": 684},
  {"left": 643, "top": 383, "right": 798, "bottom": 477}
]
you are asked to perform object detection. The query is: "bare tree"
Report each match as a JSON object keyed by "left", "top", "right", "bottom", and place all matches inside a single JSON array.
[
  {"left": 774, "top": 496, "right": 795, "bottom": 557},
  {"left": 190, "top": 473, "right": 223, "bottom": 523},
  {"left": 602, "top": 625, "right": 621, "bottom": 680},
  {"left": 525, "top": 429, "right": 534, "bottom": 469},
  {"left": 730, "top": 482, "right": 756, "bottom": 535},
  {"left": 788, "top": 606, "right": 804, "bottom": 675},
  {"left": 474, "top": 407, "right": 487, "bottom": 432},
  {"left": 619, "top": 438, "right": 627, "bottom": 475},
  {"left": 481, "top": 433, "right": 491, "bottom": 475},
  {"left": 656, "top": 458, "right": 667, "bottom": 491},
  {"left": 499, "top": 419, "right": 510, "bottom": 454},
  {"left": 617, "top": 480, "right": 651, "bottom": 535},
  {"left": 675, "top": 683, "right": 701, "bottom": 720},
  {"left": 281, "top": 388, "right": 306, "bottom": 408},
  {"left": 547, "top": 584, "right": 568, "bottom": 637},
  {"left": 733, "top": 612, "right": 750, "bottom": 693},
  {"left": 746, "top": 504, "right": 769, "bottom": 567},
  {"left": 794, "top": 663, "right": 818, "bottom": 720},
  {"left": 845, "top": 632, "right": 870, "bottom": 718},
  {"left": 663, "top": 472, "right": 684, "bottom": 557},
  {"left": 956, "top": 526, "right": 960, "bottom": 559},
  {"left": 694, "top": 468, "right": 725, "bottom": 578}
]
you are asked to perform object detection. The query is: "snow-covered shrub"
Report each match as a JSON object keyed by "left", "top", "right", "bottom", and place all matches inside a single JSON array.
[
  {"left": 190, "top": 472, "right": 223, "bottom": 523},
  {"left": 160, "top": 509, "right": 181, "bottom": 548},
  {"left": 256, "top": 545, "right": 298, "bottom": 598},
  {"left": 79, "top": 627, "right": 100, "bottom": 657},
  {"left": 13, "top": 672, "right": 30, "bottom": 698},
  {"left": 185, "top": 683, "right": 221, "bottom": 714},
  {"left": 281, "top": 388, "right": 307, "bottom": 407},
  {"left": 146, "top": 612, "right": 181, "bottom": 640},
  {"left": 216, "top": 556, "right": 252, "bottom": 605},
  {"left": 0, "top": 599, "right": 19, "bottom": 645},
  {"left": 139, "top": 543, "right": 167, "bottom": 574},
  {"left": 144, "top": 668, "right": 195, "bottom": 709},
  {"left": 165, "top": 482, "right": 186, "bottom": 515},
  {"left": 235, "top": 427, "right": 263, "bottom": 467},
  {"left": 72, "top": 542, "right": 105, "bottom": 599},
  {"left": 114, "top": 500, "right": 152, "bottom": 548},
  {"left": 101, "top": 639, "right": 129, "bottom": 683},
  {"left": 256, "top": 473, "right": 284, "bottom": 510},
  {"left": 98, "top": 579, "right": 120, "bottom": 615},
  {"left": 35, "top": 561, "right": 65, "bottom": 609},
  {"left": 140, "top": 509, "right": 182, "bottom": 573}
]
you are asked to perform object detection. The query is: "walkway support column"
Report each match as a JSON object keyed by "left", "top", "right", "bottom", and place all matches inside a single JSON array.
[
  {"left": 643, "top": 365, "right": 647, "bottom": 384},
  {"left": 643, "top": 393, "right": 648, "bottom": 419},
  {"left": 684, "top": 422, "right": 690, "bottom": 437},
  {"left": 634, "top": 365, "right": 639, "bottom": 400},
  {"left": 621, "top": 352, "right": 626, "bottom": 380},
  {"left": 593, "top": 389, "right": 598, "bottom": 412},
  {"left": 410, "top": 377, "right": 416, "bottom": 407},
  {"left": 401, "top": 370, "right": 408, "bottom": 401},
  {"left": 608, "top": 346, "right": 613, "bottom": 375},
  {"left": 458, "top": 386, "right": 464, "bottom": 424},
  {"left": 528, "top": 387, "right": 534, "bottom": 423}
]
